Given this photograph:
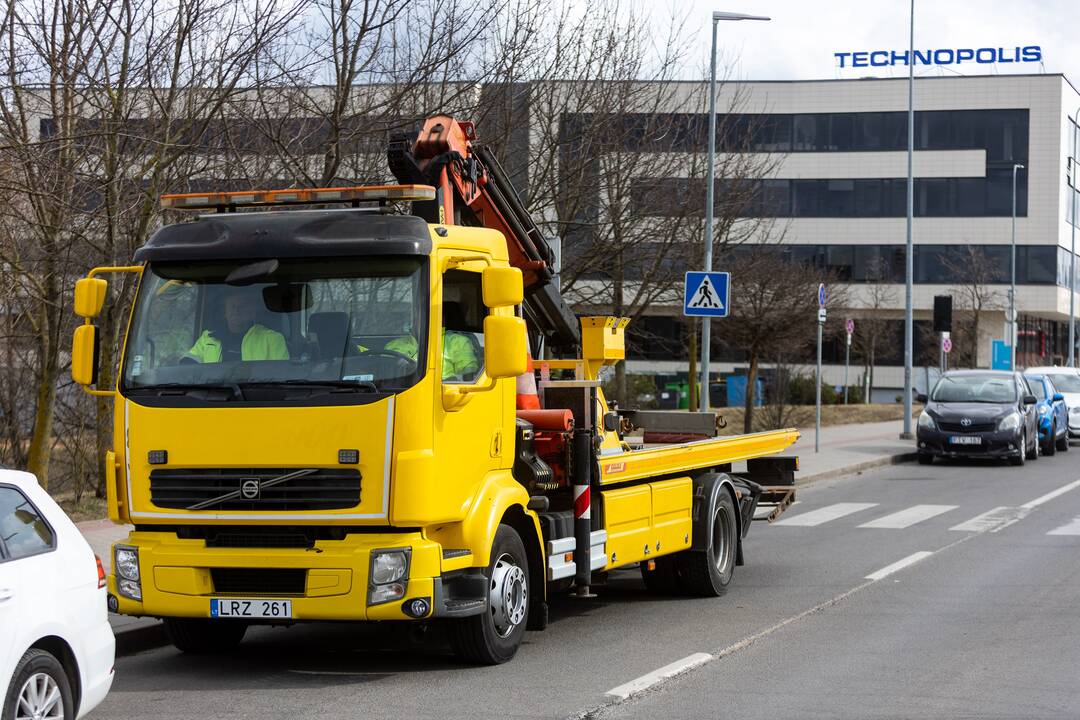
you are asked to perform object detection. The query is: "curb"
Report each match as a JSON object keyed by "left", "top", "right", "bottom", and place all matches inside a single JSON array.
[
  {"left": 796, "top": 451, "right": 919, "bottom": 486},
  {"left": 113, "top": 619, "right": 167, "bottom": 657}
]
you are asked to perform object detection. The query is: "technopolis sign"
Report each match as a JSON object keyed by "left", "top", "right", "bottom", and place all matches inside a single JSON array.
[{"left": 835, "top": 46, "right": 1042, "bottom": 68}]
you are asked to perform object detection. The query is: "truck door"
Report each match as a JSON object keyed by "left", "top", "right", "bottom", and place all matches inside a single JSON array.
[{"left": 436, "top": 265, "right": 503, "bottom": 489}]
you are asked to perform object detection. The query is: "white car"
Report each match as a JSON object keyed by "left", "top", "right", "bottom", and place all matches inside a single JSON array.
[
  {"left": 1026, "top": 366, "right": 1080, "bottom": 440},
  {"left": 0, "top": 470, "right": 114, "bottom": 719}
]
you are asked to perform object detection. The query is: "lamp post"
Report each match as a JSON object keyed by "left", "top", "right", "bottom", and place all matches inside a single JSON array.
[
  {"left": 700, "top": 10, "right": 770, "bottom": 411},
  {"left": 1069, "top": 108, "right": 1079, "bottom": 366},
  {"left": 1010, "top": 162, "right": 1025, "bottom": 370},
  {"left": 901, "top": 0, "right": 915, "bottom": 439}
]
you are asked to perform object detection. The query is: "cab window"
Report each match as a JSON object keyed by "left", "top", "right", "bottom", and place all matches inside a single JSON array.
[
  {"left": 441, "top": 270, "right": 486, "bottom": 384},
  {"left": 0, "top": 486, "right": 55, "bottom": 562}
]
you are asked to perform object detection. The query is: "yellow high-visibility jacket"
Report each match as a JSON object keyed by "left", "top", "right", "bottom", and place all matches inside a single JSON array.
[{"left": 184, "top": 324, "right": 289, "bottom": 363}]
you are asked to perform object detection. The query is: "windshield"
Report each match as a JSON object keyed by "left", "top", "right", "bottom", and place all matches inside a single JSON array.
[
  {"left": 122, "top": 257, "right": 427, "bottom": 399},
  {"left": 1046, "top": 372, "right": 1080, "bottom": 392},
  {"left": 931, "top": 375, "right": 1016, "bottom": 403}
]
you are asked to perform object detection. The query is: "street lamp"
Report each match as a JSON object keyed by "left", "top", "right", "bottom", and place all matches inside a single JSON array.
[
  {"left": 701, "top": 9, "right": 770, "bottom": 412},
  {"left": 901, "top": 0, "right": 915, "bottom": 439},
  {"left": 1010, "top": 162, "right": 1025, "bottom": 370},
  {"left": 1069, "top": 108, "right": 1080, "bottom": 366}
]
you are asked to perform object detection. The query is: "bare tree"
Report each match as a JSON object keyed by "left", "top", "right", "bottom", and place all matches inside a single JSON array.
[
  {"left": 719, "top": 244, "right": 846, "bottom": 433},
  {"left": 849, "top": 262, "right": 899, "bottom": 402},
  {"left": 945, "top": 245, "right": 1005, "bottom": 368}
]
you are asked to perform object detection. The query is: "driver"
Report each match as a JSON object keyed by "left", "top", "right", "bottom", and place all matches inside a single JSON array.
[{"left": 184, "top": 288, "right": 289, "bottom": 363}]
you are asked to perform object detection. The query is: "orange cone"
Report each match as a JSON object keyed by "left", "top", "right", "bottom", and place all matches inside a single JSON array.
[{"left": 516, "top": 354, "right": 541, "bottom": 410}]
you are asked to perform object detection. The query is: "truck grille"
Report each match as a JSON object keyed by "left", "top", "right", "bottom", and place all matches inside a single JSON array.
[
  {"left": 150, "top": 468, "right": 361, "bottom": 511},
  {"left": 210, "top": 568, "right": 307, "bottom": 595}
]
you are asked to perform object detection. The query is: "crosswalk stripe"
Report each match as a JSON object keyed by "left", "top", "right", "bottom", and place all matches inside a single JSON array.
[
  {"left": 1047, "top": 517, "right": 1080, "bottom": 535},
  {"left": 773, "top": 502, "right": 878, "bottom": 527},
  {"left": 858, "top": 504, "right": 958, "bottom": 529},
  {"left": 949, "top": 506, "right": 1028, "bottom": 533}
]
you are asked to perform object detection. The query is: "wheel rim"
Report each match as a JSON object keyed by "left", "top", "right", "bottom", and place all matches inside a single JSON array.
[
  {"left": 711, "top": 505, "right": 733, "bottom": 575},
  {"left": 489, "top": 552, "right": 527, "bottom": 638},
  {"left": 15, "top": 672, "right": 64, "bottom": 720}
]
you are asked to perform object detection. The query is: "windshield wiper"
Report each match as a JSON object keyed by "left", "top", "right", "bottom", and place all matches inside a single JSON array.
[
  {"left": 240, "top": 379, "right": 379, "bottom": 394},
  {"left": 128, "top": 382, "right": 243, "bottom": 400}
]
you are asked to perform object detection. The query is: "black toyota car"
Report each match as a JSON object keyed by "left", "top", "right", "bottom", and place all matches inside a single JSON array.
[{"left": 916, "top": 370, "right": 1040, "bottom": 466}]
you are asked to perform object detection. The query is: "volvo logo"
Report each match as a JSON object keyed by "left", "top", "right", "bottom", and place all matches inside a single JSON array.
[
  {"left": 960, "top": 418, "right": 972, "bottom": 427},
  {"left": 240, "top": 479, "right": 261, "bottom": 499}
]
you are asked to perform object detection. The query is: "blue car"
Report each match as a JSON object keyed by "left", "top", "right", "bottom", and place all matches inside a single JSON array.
[{"left": 1024, "top": 373, "right": 1070, "bottom": 456}]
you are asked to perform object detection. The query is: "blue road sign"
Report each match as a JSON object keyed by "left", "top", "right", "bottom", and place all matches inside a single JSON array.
[
  {"left": 991, "top": 340, "right": 1012, "bottom": 370},
  {"left": 684, "top": 271, "right": 730, "bottom": 317},
  {"left": 818, "top": 283, "right": 827, "bottom": 308}
]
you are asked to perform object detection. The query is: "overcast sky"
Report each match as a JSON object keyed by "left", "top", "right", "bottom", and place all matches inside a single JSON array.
[{"left": 671, "top": 0, "right": 1079, "bottom": 85}]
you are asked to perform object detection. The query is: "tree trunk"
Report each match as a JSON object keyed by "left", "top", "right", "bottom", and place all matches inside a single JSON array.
[
  {"left": 614, "top": 361, "right": 628, "bottom": 408},
  {"left": 687, "top": 322, "right": 697, "bottom": 412},
  {"left": 27, "top": 312, "right": 58, "bottom": 489},
  {"left": 743, "top": 351, "right": 759, "bottom": 434}
]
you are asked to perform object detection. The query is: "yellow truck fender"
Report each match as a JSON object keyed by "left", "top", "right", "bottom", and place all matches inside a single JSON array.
[{"left": 427, "top": 469, "right": 546, "bottom": 595}]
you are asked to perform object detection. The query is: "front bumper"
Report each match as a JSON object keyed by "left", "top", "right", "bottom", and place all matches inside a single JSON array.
[
  {"left": 917, "top": 427, "right": 1022, "bottom": 458},
  {"left": 108, "top": 530, "right": 458, "bottom": 622}
]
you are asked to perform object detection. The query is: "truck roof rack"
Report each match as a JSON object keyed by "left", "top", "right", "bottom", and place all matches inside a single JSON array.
[{"left": 160, "top": 184, "right": 437, "bottom": 212}]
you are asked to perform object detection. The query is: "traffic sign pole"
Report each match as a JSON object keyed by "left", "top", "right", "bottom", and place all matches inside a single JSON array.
[{"left": 816, "top": 284, "right": 826, "bottom": 454}]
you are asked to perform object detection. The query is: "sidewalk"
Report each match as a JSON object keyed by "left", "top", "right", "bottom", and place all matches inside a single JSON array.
[
  {"left": 77, "top": 418, "right": 916, "bottom": 655},
  {"left": 786, "top": 418, "right": 917, "bottom": 484}
]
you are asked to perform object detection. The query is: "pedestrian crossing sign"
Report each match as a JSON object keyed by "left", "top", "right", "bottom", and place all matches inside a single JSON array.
[{"left": 684, "top": 271, "right": 730, "bottom": 317}]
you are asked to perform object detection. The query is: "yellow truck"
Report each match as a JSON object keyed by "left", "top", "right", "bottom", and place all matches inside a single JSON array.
[{"left": 70, "top": 116, "right": 798, "bottom": 664}]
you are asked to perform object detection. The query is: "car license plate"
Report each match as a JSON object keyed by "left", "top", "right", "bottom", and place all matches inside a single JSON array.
[
  {"left": 949, "top": 436, "right": 982, "bottom": 445},
  {"left": 210, "top": 598, "right": 292, "bottom": 619}
]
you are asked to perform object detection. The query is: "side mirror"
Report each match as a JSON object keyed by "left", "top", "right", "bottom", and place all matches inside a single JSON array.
[
  {"left": 483, "top": 316, "right": 527, "bottom": 378},
  {"left": 1023, "top": 394, "right": 1037, "bottom": 406},
  {"left": 916, "top": 393, "right": 928, "bottom": 404},
  {"left": 1053, "top": 392, "right": 1065, "bottom": 403},
  {"left": 482, "top": 267, "right": 523, "bottom": 308},
  {"left": 71, "top": 325, "right": 100, "bottom": 386},
  {"left": 74, "top": 278, "right": 108, "bottom": 318}
]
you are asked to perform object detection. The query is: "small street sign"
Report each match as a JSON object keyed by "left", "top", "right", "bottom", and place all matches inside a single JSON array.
[
  {"left": 684, "top": 271, "right": 730, "bottom": 317},
  {"left": 818, "top": 283, "right": 827, "bottom": 308},
  {"left": 818, "top": 308, "right": 827, "bottom": 324},
  {"left": 845, "top": 318, "right": 855, "bottom": 335},
  {"left": 942, "top": 336, "right": 953, "bottom": 354}
]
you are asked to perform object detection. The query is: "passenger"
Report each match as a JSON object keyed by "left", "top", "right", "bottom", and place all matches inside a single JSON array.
[
  {"left": 184, "top": 289, "right": 288, "bottom": 363},
  {"left": 385, "top": 302, "right": 481, "bottom": 381}
]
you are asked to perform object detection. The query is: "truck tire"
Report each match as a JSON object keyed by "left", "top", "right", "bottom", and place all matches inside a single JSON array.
[
  {"left": 448, "top": 524, "right": 529, "bottom": 665},
  {"left": 640, "top": 555, "right": 681, "bottom": 595},
  {"left": 164, "top": 618, "right": 247, "bottom": 653},
  {"left": 674, "top": 489, "right": 737, "bottom": 597},
  {"left": 2, "top": 649, "right": 74, "bottom": 720}
]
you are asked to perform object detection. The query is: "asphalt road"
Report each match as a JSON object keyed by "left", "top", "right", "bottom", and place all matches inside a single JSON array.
[{"left": 91, "top": 448, "right": 1080, "bottom": 720}]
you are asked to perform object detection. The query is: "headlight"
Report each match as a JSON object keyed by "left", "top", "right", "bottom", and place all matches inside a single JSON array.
[
  {"left": 115, "top": 546, "right": 140, "bottom": 582},
  {"left": 1038, "top": 405, "right": 1049, "bottom": 415},
  {"left": 918, "top": 412, "right": 936, "bottom": 430},
  {"left": 368, "top": 549, "right": 410, "bottom": 605},
  {"left": 998, "top": 413, "right": 1021, "bottom": 431},
  {"left": 1071, "top": 406, "right": 1080, "bottom": 416},
  {"left": 371, "top": 551, "right": 407, "bottom": 584}
]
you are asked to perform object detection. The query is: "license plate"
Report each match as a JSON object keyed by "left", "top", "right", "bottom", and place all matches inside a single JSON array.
[
  {"left": 210, "top": 598, "right": 292, "bottom": 619},
  {"left": 949, "top": 436, "right": 982, "bottom": 445}
]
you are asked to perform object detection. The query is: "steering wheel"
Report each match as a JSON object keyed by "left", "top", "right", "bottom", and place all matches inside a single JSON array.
[{"left": 358, "top": 350, "right": 418, "bottom": 371}]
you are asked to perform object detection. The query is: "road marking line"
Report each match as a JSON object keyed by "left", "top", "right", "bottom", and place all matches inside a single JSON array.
[
  {"left": 1021, "top": 478, "right": 1080, "bottom": 509},
  {"left": 858, "top": 504, "right": 957, "bottom": 529},
  {"left": 772, "top": 502, "right": 878, "bottom": 527},
  {"left": 1047, "top": 517, "right": 1080, "bottom": 535},
  {"left": 949, "top": 506, "right": 1027, "bottom": 533},
  {"left": 864, "top": 551, "right": 934, "bottom": 581},
  {"left": 604, "top": 653, "right": 714, "bottom": 700}
]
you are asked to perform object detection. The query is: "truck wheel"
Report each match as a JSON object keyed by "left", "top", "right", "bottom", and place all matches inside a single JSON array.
[
  {"left": 640, "top": 555, "right": 681, "bottom": 595},
  {"left": 675, "top": 490, "right": 737, "bottom": 597},
  {"left": 2, "top": 649, "right": 74, "bottom": 720},
  {"left": 164, "top": 618, "right": 247, "bottom": 653},
  {"left": 448, "top": 524, "right": 529, "bottom": 665}
]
